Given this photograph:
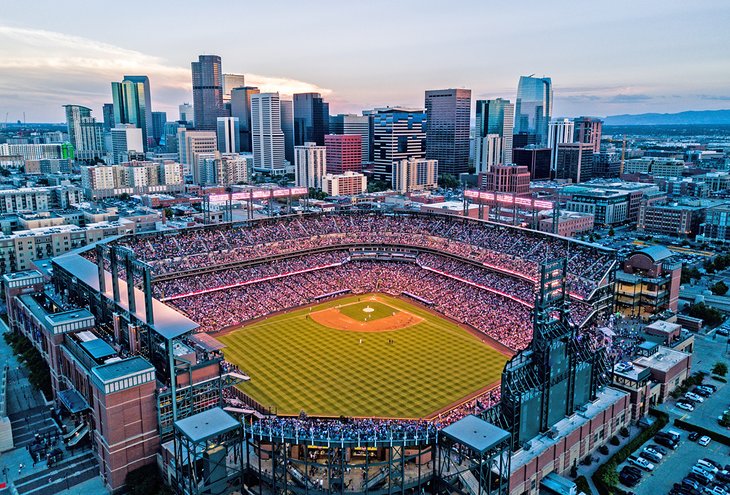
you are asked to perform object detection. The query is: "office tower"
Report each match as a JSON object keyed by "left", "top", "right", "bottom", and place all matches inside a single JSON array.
[
  {"left": 329, "top": 114, "right": 370, "bottom": 164},
  {"left": 251, "top": 93, "right": 286, "bottom": 175},
  {"left": 177, "top": 129, "right": 217, "bottom": 181},
  {"left": 216, "top": 117, "right": 240, "bottom": 153},
  {"left": 63, "top": 105, "right": 105, "bottom": 162},
  {"left": 480, "top": 164, "right": 530, "bottom": 194},
  {"left": 111, "top": 75, "right": 153, "bottom": 150},
  {"left": 555, "top": 142, "right": 594, "bottom": 183},
  {"left": 198, "top": 152, "right": 248, "bottom": 186},
  {"left": 548, "top": 118, "right": 575, "bottom": 171},
  {"left": 424, "top": 88, "right": 471, "bottom": 175},
  {"left": 593, "top": 147, "right": 622, "bottom": 178},
  {"left": 574, "top": 116, "right": 603, "bottom": 153},
  {"left": 151, "top": 111, "right": 167, "bottom": 146},
  {"left": 325, "top": 134, "right": 362, "bottom": 175},
  {"left": 222, "top": 74, "right": 246, "bottom": 102},
  {"left": 474, "top": 98, "right": 514, "bottom": 173},
  {"left": 362, "top": 110, "right": 377, "bottom": 162},
  {"left": 293, "top": 93, "right": 329, "bottom": 146},
  {"left": 392, "top": 157, "right": 438, "bottom": 194},
  {"left": 102, "top": 103, "right": 115, "bottom": 132},
  {"left": 280, "top": 99, "right": 295, "bottom": 164},
  {"left": 179, "top": 103, "right": 194, "bottom": 126},
  {"left": 372, "top": 107, "right": 427, "bottom": 183},
  {"left": 514, "top": 75, "right": 553, "bottom": 147},
  {"left": 110, "top": 125, "right": 144, "bottom": 164},
  {"left": 191, "top": 55, "right": 226, "bottom": 130},
  {"left": 230, "top": 87, "right": 260, "bottom": 153},
  {"left": 163, "top": 122, "right": 186, "bottom": 154},
  {"left": 513, "top": 146, "right": 552, "bottom": 180},
  {"left": 294, "top": 142, "right": 327, "bottom": 189}
]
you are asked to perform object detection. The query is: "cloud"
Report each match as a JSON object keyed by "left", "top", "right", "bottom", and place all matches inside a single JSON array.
[
  {"left": 698, "top": 94, "right": 730, "bottom": 101},
  {"left": 0, "top": 25, "right": 331, "bottom": 121},
  {"left": 607, "top": 94, "right": 652, "bottom": 103}
]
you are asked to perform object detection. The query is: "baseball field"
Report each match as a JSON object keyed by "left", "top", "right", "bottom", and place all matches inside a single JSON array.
[{"left": 218, "top": 293, "right": 508, "bottom": 419}]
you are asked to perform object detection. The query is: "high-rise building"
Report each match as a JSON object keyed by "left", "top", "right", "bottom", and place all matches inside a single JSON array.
[
  {"left": 216, "top": 117, "right": 240, "bottom": 153},
  {"left": 372, "top": 108, "right": 427, "bottom": 183},
  {"left": 555, "top": 142, "right": 594, "bottom": 183},
  {"left": 574, "top": 116, "right": 603, "bottom": 153},
  {"left": 294, "top": 142, "right": 326, "bottom": 189},
  {"left": 111, "top": 75, "right": 153, "bottom": 150},
  {"left": 293, "top": 93, "right": 329, "bottom": 146},
  {"left": 222, "top": 73, "right": 246, "bottom": 102},
  {"left": 151, "top": 111, "right": 167, "bottom": 146},
  {"left": 424, "top": 88, "right": 471, "bottom": 175},
  {"left": 515, "top": 75, "right": 553, "bottom": 147},
  {"left": 324, "top": 134, "right": 361, "bottom": 175},
  {"left": 251, "top": 93, "right": 286, "bottom": 175},
  {"left": 322, "top": 171, "right": 367, "bottom": 196},
  {"left": 230, "top": 87, "right": 260, "bottom": 153},
  {"left": 198, "top": 152, "right": 248, "bottom": 186},
  {"left": 280, "top": 99, "right": 295, "bottom": 164},
  {"left": 179, "top": 103, "right": 194, "bottom": 126},
  {"left": 110, "top": 125, "right": 144, "bottom": 165},
  {"left": 548, "top": 118, "right": 575, "bottom": 171},
  {"left": 329, "top": 114, "right": 371, "bottom": 164},
  {"left": 177, "top": 129, "right": 217, "bottom": 181},
  {"left": 392, "top": 157, "right": 438, "bottom": 194},
  {"left": 474, "top": 98, "right": 514, "bottom": 173},
  {"left": 513, "top": 146, "right": 552, "bottom": 180},
  {"left": 480, "top": 164, "right": 530, "bottom": 195},
  {"left": 102, "top": 103, "right": 115, "bottom": 132},
  {"left": 63, "top": 105, "right": 104, "bottom": 162},
  {"left": 191, "top": 55, "right": 226, "bottom": 130}
]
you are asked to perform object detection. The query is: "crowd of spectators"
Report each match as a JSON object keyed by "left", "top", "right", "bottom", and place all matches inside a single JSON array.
[
  {"left": 111, "top": 213, "right": 613, "bottom": 298},
  {"left": 169, "top": 261, "right": 535, "bottom": 351}
]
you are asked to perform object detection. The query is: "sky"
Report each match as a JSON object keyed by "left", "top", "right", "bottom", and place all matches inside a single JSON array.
[{"left": 1, "top": 0, "right": 729, "bottom": 123}]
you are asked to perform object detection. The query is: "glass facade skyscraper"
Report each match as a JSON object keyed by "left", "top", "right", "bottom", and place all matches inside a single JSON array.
[
  {"left": 474, "top": 98, "right": 514, "bottom": 172},
  {"left": 191, "top": 55, "right": 226, "bottom": 131},
  {"left": 515, "top": 76, "right": 553, "bottom": 147},
  {"left": 293, "top": 93, "right": 329, "bottom": 146},
  {"left": 111, "top": 75, "right": 153, "bottom": 150},
  {"left": 424, "top": 88, "right": 471, "bottom": 175}
]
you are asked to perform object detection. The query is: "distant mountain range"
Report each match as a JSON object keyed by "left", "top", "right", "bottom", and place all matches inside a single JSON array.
[{"left": 603, "top": 109, "right": 730, "bottom": 126}]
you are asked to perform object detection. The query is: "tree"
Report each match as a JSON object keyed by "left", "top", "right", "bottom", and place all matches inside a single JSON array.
[
  {"left": 711, "top": 281, "right": 729, "bottom": 296},
  {"left": 119, "top": 192, "right": 131, "bottom": 201},
  {"left": 163, "top": 208, "right": 173, "bottom": 219},
  {"left": 608, "top": 227, "right": 615, "bottom": 237},
  {"left": 367, "top": 180, "right": 390, "bottom": 193},
  {"left": 308, "top": 187, "right": 328, "bottom": 200},
  {"left": 438, "top": 174, "right": 459, "bottom": 189},
  {"left": 687, "top": 302, "right": 724, "bottom": 327},
  {"left": 713, "top": 362, "right": 728, "bottom": 377},
  {"left": 681, "top": 266, "right": 701, "bottom": 284}
]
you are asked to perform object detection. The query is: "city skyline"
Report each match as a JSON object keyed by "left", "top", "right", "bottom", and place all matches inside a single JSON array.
[{"left": 1, "top": 0, "right": 730, "bottom": 122}]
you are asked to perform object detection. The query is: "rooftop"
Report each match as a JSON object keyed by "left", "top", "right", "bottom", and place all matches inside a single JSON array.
[
  {"left": 92, "top": 356, "right": 154, "bottom": 384},
  {"left": 645, "top": 320, "right": 681, "bottom": 335},
  {"left": 174, "top": 407, "right": 239, "bottom": 443},
  {"left": 634, "top": 346, "right": 689, "bottom": 373},
  {"left": 441, "top": 415, "right": 510, "bottom": 454}
]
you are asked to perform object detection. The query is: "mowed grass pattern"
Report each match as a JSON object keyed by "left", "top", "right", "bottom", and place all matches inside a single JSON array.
[
  {"left": 337, "top": 300, "right": 397, "bottom": 322},
  {"left": 219, "top": 294, "right": 508, "bottom": 418}
]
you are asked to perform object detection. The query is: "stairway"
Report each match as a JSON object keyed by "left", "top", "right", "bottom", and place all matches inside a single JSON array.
[{"left": 13, "top": 450, "right": 98, "bottom": 495}]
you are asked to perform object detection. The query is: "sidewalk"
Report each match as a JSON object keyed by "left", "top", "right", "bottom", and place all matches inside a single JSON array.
[{"left": 575, "top": 424, "right": 642, "bottom": 495}]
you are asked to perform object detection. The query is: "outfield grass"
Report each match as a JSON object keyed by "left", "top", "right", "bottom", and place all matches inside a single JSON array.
[
  {"left": 337, "top": 300, "right": 398, "bottom": 322},
  {"left": 219, "top": 293, "right": 508, "bottom": 418}
]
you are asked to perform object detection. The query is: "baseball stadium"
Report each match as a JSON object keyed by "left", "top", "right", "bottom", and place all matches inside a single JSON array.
[{"left": 9, "top": 210, "right": 618, "bottom": 495}]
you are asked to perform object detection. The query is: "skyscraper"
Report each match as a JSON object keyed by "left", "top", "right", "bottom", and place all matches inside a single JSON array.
[
  {"left": 555, "top": 142, "right": 594, "bottom": 183},
  {"left": 294, "top": 142, "right": 327, "bottom": 189},
  {"left": 230, "top": 87, "right": 260, "bottom": 153},
  {"left": 151, "top": 111, "right": 167, "bottom": 146},
  {"left": 177, "top": 129, "right": 217, "bottom": 181},
  {"left": 424, "top": 88, "right": 471, "bottom": 175},
  {"left": 251, "top": 93, "right": 286, "bottom": 175},
  {"left": 191, "top": 55, "right": 226, "bottom": 130},
  {"left": 102, "top": 103, "right": 115, "bottom": 132},
  {"left": 63, "top": 105, "right": 104, "bottom": 162},
  {"left": 293, "top": 93, "right": 329, "bottom": 146},
  {"left": 574, "top": 116, "right": 603, "bottom": 153},
  {"left": 325, "top": 134, "right": 362, "bottom": 174},
  {"left": 110, "top": 125, "right": 144, "bottom": 164},
  {"left": 217, "top": 117, "right": 240, "bottom": 153},
  {"left": 329, "top": 114, "right": 370, "bottom": 164},
  {"left": 111, "top": 75, "right": 153, "bottom": 150},
  {"left": 474, "top": 98, "right": 514, "bottom": 173},
  {"left": 547, "top": 118, "right": 574, "bottom": 171},
  {"left": 515, "top": 75, "right": 553, "bottom": 147},
  {"left": 372, "top": 108, "right": 426, "bottom": 183},
  {"left": 222, "top": 73, "right": 246, "bottom": 102},
  {"left": 280, "top": 99, "right": 295, "bottom": 164},
  {"left": 179, "top": 103, "right": 194, "bottom": 126}
]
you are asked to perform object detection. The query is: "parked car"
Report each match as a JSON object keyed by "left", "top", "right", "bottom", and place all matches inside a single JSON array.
[
  {"left": 697, "top": 385, "right": 715, "bottom": 394},
  {"left": 692, "top": 465, "right": 715, "bottom": 481},
  {"left": 644, "top": 446, "right": 664, "bottom": 459},
  {"left": 687, "top": 471, "right": 711, "bottom": 487},
  {"left": 689, "top": 432, "right": 700, "bottom": 441},
  {"left": 677, "top": 401, "right": 695, "bottom": 411},
  {"left": 648, "top": 443, "right": 668, "bottom": 455},
  {"left": 693, "top": 387, "right": 712, "bottom": 398},
  {"left": 640, "top": 450, "right": 661, "bottom": 464},
  {"left": 630, "top": 456, "right": 655, "bottom": 471},
  {"left": 621, "top": 465, "right": 642, "bottom": 477},
  {"left": 619, "top": 470, "right": 641, "bottom": 487},
  {"left": 685, "top": 392, "right": 704, "bottom": 403},
  {"left": 699, "top": 435, "right": 712, "bottom": 446},
  {"left": 654, "top": 435, "right": 678, "bottom": 449},
  {"left": 698, "top": 459, "right": 720, "bottom": 474},
  {"left": 681, "top": 478, "right": 701, "bottom": 491}
]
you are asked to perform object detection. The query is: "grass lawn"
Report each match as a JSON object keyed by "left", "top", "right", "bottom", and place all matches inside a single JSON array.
[
  {"left": 337, "top": 300, "right": 398, "bottom": 322},
  {"left": 218, "top": 293, "right": 508, "bottom": 418}
]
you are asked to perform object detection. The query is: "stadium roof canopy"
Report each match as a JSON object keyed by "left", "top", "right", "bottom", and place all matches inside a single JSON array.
[
  {"left": 636, "top": 245, "right": 673, "bottom": 262},
  {"left": 441, "top": 415, "right": 510, "bottom": 454},
  {"left": 53, "top": 254, "right": 198, "bottom": 339},
  {"left": 175, "top": 407, "right": 239, "bottom": 442}
]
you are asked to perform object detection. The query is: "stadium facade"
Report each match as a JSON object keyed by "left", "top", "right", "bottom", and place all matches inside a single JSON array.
[{"left": 2, "top": 211, "right": 632, "bottom": 495}]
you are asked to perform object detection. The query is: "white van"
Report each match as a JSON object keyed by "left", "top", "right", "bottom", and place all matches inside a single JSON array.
[{"left": 697, "top": 459, "right": 719, "bottom": 475}]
